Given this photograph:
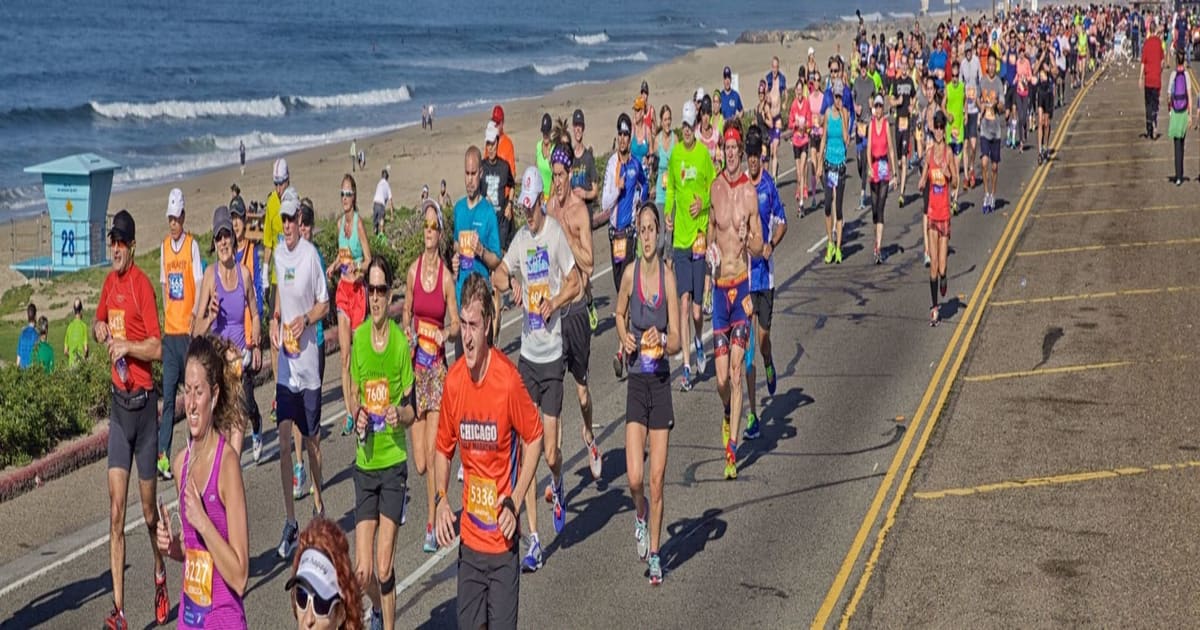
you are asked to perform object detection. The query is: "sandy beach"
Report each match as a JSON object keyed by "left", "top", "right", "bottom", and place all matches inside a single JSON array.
[{"left": 0, "top": 14, "right": 958, "bottom": 300}]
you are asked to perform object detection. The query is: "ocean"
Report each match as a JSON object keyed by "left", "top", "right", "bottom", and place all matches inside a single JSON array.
[{"left": 0, "top": 0, "right": 989, "bottom": 220}]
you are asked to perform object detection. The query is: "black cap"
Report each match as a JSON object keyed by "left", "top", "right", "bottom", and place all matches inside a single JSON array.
[
  {"left": 745, "top": 124, "right": 764, "bottom": 157},
  {"left": 541, "top": 113, "right": 553, "bottom": 135},
  {"left": 108, "top": 209, "right": 135, "bottom": 243},
  {"left": 640, "top": 80, "right": 649, "bottom": 94},
  {"left": 700, "top": 94, "right": 713, "bottom": 115},
  {"left": 572, "top": 108, "right": 585, "bottom": 127},
  {"left": 229, "top": 195, "right": 247, "bottom": 217},
  {"left": 299, "top": 199, "right": 316, "bottom": 227},
  {"left": 617, "top": 113, "right": 632, "bottom": 135},
  {"left": 723, "top": 66, "right": 732, "bottom": 78}
]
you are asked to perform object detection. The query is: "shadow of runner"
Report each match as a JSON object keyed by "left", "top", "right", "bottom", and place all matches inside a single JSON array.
[
  {"left": 542, "top": 488, "right": 628, "bottom": 558},
  {"left": 244, "top": 546, "right": 292, "bottom": 598},
  {"left": 6, "top": 568, "right": 112, "bottom": 628},
  {"left": 414, "top": 596, "right": 458, "bottom": 629},
  {"left": 398, "top": 561, "right": 458, "bottom": 622},
  {"left": 737, "top": 387, "right": 810, "bottom": 474}
]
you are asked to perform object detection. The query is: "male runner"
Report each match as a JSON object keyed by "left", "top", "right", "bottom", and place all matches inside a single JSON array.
[
  {"left": 889, "top": 55, "right": 917, "bottom": 206},
  {"left": 434, "top": 273, "right": 543, "bottom": 630},
  {"left": 743, "top": 126, "right": 787, "bottom": 441},
  {"left": 492, "top": 167, "right": 581, "bottom": 571},
  {"left": 97, "top": 210, "right": 169, "bottom": 629},
  {"left": 601, "top": 113, "right": 648, "bottom": 374},
  {"left": 944, "top": 60, "right": 966, "bottom": 212},
  {"left": 979, "top": 50, "right": 1005, "bottom": 214},
  {"left": 664, "top": 100, "right": 716, "bottom": 392},
  {"left": 481, "top": 122, "right": 515, "bottom": 251},
  {"left": 453, "top": 146, "right": 502, "bottom": 353},
  {"left": 547, "top": 145, "right": 604, "bottom": 480},
  {"left": 707, "top": 123, "right": 764, "bottom": 480},
  {"left": 960, "top": 43, "right": 983, "bottom": 188},
  {"left": 157, "top": 188, "right": 202, "bottom": 480},
  {"left": 270, "top": 192, "right": 331, "bottom": 559}
]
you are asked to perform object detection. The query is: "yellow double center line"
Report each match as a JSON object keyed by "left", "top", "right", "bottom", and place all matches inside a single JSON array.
[{"left": 811, "top": 67, "right": 1106, "bottom": 629}]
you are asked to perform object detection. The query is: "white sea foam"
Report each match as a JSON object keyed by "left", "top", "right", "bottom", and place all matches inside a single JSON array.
[
  {"left": 571, "top": 32, "right": 609, "bottom": 45},
  {"left": 91, "top": 96, "right": 287, "bottom": 120},
  {"left": 292, "top": 86, "right": 412, "bottom": 109},
  {"left": 533, "top": 59, "right": 590, "bottom": 76},
  {"left": 597, "top": 51, "right": 649, "bottom": 64}
]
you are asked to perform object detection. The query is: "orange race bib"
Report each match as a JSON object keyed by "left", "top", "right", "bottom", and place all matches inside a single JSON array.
[
  {"left": 898, "top": 116, "right": 909, "bottom": 131},
  {"left": 282, "top": 324, "right": 301, "bottom": 359},
  {"left": 363, "top": 377, "right": 390, "bottom": 432},
  {"left": 612, "top": 237, "right": 628, "bottom": 263},
  {"left": 458, "top": 230, "right": 479, "bottom": 272},
  {"left": 182, "top": 548, "right": 214, "bottom": 626},
  {"left": 338, "top": 247, "right": 354, "bottom": 274},
  {"left": 691, "top": 232, "right": 707, "bottom": 260},
  {"left": 638, "top": 328, "right": 664, "bottom": 373},
  {"left": 931, "top": 167, "right": 946, "bottom": 187},
  {"left": 109, "top": 309, "right": 127, "bottom": 341},
  {"left": 466, "top": 474, "right": 499, "bottom": 531},
  {"left": 414, "top": 320, "right": 440, "bottom": 370}
]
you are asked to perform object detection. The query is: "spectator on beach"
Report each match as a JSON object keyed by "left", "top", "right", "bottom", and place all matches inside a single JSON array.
[
  {"left": 64, "top": 298, "right": 89, "bottom": 367},
  {"left": 438, "top": 179, "right": 452, "bottom": 211},
  {"left": 350, "top": 139, "right": 358, "bottom": 172},
  {"left": 239, "top": 140, "right": 246, "bottom": 176},
  {"left": 372, "top": 169, "right": 392, "bottom": 236},
  {"left": 33, "top": 316, "right": 53, "bottom": 373},
  {"left": 16, "top": 302, "right": 38, "bottom": 368}
]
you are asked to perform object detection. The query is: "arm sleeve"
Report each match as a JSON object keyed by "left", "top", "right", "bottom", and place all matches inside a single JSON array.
[{"left": 600, "top": 154, "right": 619, "bottom": 215}]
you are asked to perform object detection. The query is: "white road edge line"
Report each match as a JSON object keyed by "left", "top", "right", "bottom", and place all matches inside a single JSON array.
[{"left": 807, "top": 236, "right": 829, "bottom": 253}]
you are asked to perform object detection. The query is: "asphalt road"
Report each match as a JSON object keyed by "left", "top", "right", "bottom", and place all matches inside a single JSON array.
[{"left": 0, "top": 74, "right": 1085, "bottom": 629}]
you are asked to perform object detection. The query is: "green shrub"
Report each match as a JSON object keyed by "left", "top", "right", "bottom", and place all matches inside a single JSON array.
[{"left": 0, "top": 353, "right": 111, "bottom": 467}]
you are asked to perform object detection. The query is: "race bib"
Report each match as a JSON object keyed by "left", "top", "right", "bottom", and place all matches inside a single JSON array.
[
  {"left": 363, "top": 377, "right": 390, "bottom": 432},
  {"left": 168, "top": 272, "right": 185, "bottom": 301},
  {"left": 856, "top": 121, "right": 868, "bottom": 137},
  {"left": 282, "top": 325, "right": 301, "bottom": 359},
  {"left": 338, "top": 247, "right": 354, "bottom": 274},
  {"left": 898, "top": 116, "right": 909, "bottom": 131},
  {"left": 741, "top": 294, "right": 754, "bottom": 317},
  {"left": 612, "top": 237, "right": 628, "bottom": 264},
  {"left": 932, "top": 167, "right": 946, "bottom": 187},
  {"left": 639, "top": 328, "right": 664, "bottom": 373},
  {"left": 415, "top": 320, "right": 440, "bottom": 370},
  {"left": 827, "top": 170, "right": 840, "bottom": 188},
  {"left": 458, "top": 230, "right": 478, "bottom": 272},
  {"left": 876, "top": 158, "right": 890, "bottom": 181},
  {"left": 183, "top": 548, "right": 214, "bottom": 627},
  {"left": 466, "top": 474, "right": 498, "bottom": 531},
  {"left": 525, "top": 247, "right": 551, "bottom": 330},
  {"left": 109, "top": 309, "right": 127, "bottom": 341},
  {"left": 691, "top": 232, "right": 707, "bottom": 260},
  {"left": 966, "top": 86, "right": 978, "bottom": 103}
]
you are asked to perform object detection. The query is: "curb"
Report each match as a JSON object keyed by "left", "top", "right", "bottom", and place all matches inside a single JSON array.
[{"left": 0, "top": 422, "right": 110, "bottom": 503}]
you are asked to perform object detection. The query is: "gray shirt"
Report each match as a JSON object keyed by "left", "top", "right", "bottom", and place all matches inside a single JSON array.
[
  {"left": 502, "top": 217, "right": 576, "bottom": 364},
  {"left": 979, "top": 75, "right": 1005, "bottom": 140},
  {"left": 853, "top": 75, "right": 876, "bottom": 128}
]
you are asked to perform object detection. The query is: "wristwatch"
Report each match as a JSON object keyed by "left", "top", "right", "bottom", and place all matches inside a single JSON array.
[{"left": 500, "top": 496, "right": 516, "bottom": 516}]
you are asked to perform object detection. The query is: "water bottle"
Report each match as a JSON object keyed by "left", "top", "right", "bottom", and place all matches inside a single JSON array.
[{"left": 116, "top": 357, "right": 129, "bottom": 384}]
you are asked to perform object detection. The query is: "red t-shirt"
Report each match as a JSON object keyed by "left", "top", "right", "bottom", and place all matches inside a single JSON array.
[
  {"left": 437, "top": 348, "right": 542, "bottom": 555},
  {"left": 1143, "top": 36, "right": 1164, "bottom": 89},
  {"left": 95, "top": 264, "right": 161, "bottom": 391}
]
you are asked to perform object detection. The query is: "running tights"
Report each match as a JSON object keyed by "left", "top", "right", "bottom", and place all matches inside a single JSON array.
[
  {"left": 929, "top": 278, "right": 938, "bottom": 308},
  {"left": 1145, "top": 88, "right": 1161, "bottom": 137},
  {"left": 870, "top": 180, "right": 888, "bottom": 225},
  {"left": 1175, "top": 137, "right": 1186, "bottom": 181}
]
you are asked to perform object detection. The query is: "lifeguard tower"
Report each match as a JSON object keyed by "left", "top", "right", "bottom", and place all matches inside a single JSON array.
[{"left": 14, "top": 153, "right": 121, "bottom": 278}]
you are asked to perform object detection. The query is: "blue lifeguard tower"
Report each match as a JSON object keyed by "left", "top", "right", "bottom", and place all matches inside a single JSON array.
[{"left": 15, "top": 153, "right": 121, "bottom": 277}]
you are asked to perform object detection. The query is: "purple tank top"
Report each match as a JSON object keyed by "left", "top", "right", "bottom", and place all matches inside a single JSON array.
[
  {"left": 180, "top": 433, "right": 246, "bottom": 629},
  {"left": 212, "top": 267, "right": 246, "bottom": 351}
]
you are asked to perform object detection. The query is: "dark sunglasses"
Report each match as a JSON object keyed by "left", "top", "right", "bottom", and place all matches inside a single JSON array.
[
  {"left": 367, "top": 283, "right": 390, "bottom": 296},
  {"left": 214, "top": 229, "right": 232, "bottom": 242},
  {"left": 617, "top": 130, "right": 631, "bottom": 137},
  {"left": 282, "top": 214, "right": 298, "bottom": 224},
  {"left": 340, "top": 190, "right": 355, "bottom": 198},
  {"left": 108, "top": 238, "right": 131, "bottom": 248},
  {"left": 294, "top": 584, "right": 340, "bottom": 617}
]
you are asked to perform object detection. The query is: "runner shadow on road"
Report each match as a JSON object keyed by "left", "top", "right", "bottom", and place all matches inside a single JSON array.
[
  {"left": 543, "top": 487, "right": 629, "bottom": 559},
  {"left": 5, "top": 568, "right": 111, "bottom": 628},
  {"left": 244, "top": 546, "right": 295, "bottom": 599},
  {"left": 414, "top": 596, "right": 458, "bottom": 629},
  {"left": 737, "top": 387, "right": 810, "bottom": 474},
  {"left": 397, "top": 562, "right": 458, "bottom": 623}
]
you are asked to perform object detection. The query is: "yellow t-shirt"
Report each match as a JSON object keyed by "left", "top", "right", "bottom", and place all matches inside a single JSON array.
[{"left": 262, "top": 190, "right": 283, "bottom": 284}]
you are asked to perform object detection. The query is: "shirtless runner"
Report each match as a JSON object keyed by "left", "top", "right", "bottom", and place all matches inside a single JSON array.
[{"left": 706, "top": 122, "right": 764, "bottom": 480}]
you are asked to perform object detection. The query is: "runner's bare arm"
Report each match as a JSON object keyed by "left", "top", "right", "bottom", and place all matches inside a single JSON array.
[
  {"left": 403, "top": 262, "right": 417, "bottom": 334},
  {"left": 356, "top": 217, "right": 373, "bottom": 277},
  {"left": 572, "top": 209, "right": 594, "bottom": 277},
  {"left": 189, "top": 268, "right": 215, "bottom": 337},
  {"left": 745, "top": 193, "right": 764, "bottom": 258},
  {"left": 614, "top": 264, "right": 637, "bottom": 355},
  {"left": 549, "top": 266, "right": 581, "bottom": 316},
  {"left": 663, "top": 270, "right": 682, "bottom": 356},
  {"left": 210, "top": 446, "right": 250, "bottom": 596}
]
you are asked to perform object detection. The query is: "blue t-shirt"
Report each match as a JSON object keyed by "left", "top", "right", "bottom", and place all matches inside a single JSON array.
[
  {"left": 765, "top": 71, "right": 786, "bottom": 95},
  {"left": 750, "top": 172, "right": 786, "bottom": 292},
  {"left": 720, "top": 89, "right": 743, "bottom": 121},
  {"left": 928, "top": 49, "right": 947, "bottom": 75},
  {"left": 453, "top": 195, "right": 500, "bottom": 304},
  {"left": 17, "top": 324, "right": 37, "bottom": 368},
  {"left": 612, "top": 155, "right": 648, "bottom": 231}
]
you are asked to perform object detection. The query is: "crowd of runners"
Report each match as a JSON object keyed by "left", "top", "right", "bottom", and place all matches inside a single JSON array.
[{"left": 86, "top": 4, "right": 1179, "bottom": 629}]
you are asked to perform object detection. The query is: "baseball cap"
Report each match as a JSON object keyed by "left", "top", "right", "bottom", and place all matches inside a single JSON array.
[
  {"left": 694, "top": 87, "right": 706, "bottom": 102},
  {"left": 617, "top": 113, "right": 632, "bottom": 135},
  {"left": 421, "top": 198, "right": 444, "bottom": 230},
  {"left": 485, "top": 121, "right": 499, "bottom": 144},
  {"left": 874, "top": 94, "right": 885, "bottom": 107},
  {"left": 517, "top": 166, "right": 542, "bottom": 210},
  {"left": 640, "top": 80, "right": 649, "bottom": 94},
  {"left": 723, "top": 66, "right": 732, "bottom": 78},
  {"left": 681, "top": 100, "right": 698, "bottom": 127},
  {"left": 808, "top": 46, "right": 815, "bottom": 56},
  {"left": 273, "top": 158, "right": 290, "bottom": 185},
  {"left": 212, "top": 205, "right": 233, "bottom": 238},
  {"left": 572, "top": 108, "right": 586, "bottom": 127},
  {"left": 541, "top": 113, "right": 553, "bottom": 135},
  {"left": 280, "top": 186, "right": 301, "bottom": 218},
  {"left": 284, "top": 549, "right": 341, "bottom": 602},
  {"left": 491, "top": 105, "right": 504, "bottom": 124},
  {"left": 166, "top": 188, "right": 184, "bottom": 218},
  {"left": 229, "top": 195, "right": 247, "bottom": 217},
  {"left": 108, "top": 209, "right": 135, "bottom": 243}
]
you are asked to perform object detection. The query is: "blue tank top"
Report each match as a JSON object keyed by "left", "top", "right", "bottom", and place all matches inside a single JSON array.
[
  {"left": 630, "top": 257, "right": 669, "bottom": 375},
  {"left": 337, "top": 213, "right": 364, "bottom": 267},
  {"left": 212, "top": 266, "right": 246, "bottom": 351},
  {"left": 824, "top": 112, "right": 847, "bottom": 166},
  {"left": 654, "top": 132, "right": 675, "bottom": 208},
  {"left": 631, "top": 132, "right": 650, "bottom": 165}
]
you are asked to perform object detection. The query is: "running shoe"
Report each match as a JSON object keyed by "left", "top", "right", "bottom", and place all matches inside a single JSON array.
[
  {"left": 522, "top": 534, "right": 544, "bottom": 573},
  {"left": 270, "top": 399, "right": 277, "bottom": 423},
  {"left": 824, "top": 241, "right": 836, "bottom": 264},
  {"left": 293, "top": 463, "right": 307, "bottom": 500},
  {"left": 678, "top": 366, "right": 694, "bottom": 392},
  {"left": 584, "top": 433, "right": 602, "bottom": 480},
  {"left": 834, "top": 246, "right": 843, "bottom": 264},
  {"left": 764, "top": 361, "right": 777, "bottom": 396},
  {"left": 369, "top": 608, "right": 384, "bottom": 630},
  {"left": 342, "top": 412, "right": 354, "bottom": 436},
  {"left": 694, "top": 337, "right": 707, "bottom": 375},
  {"left": 277, "top": 519, "right": 299, "bottom": 559},
  {"left": 587, "top": 301, "right": 598, "bottom": 331},
  {"left": 251, "top": 433, "right": 263, "bottom": 465},
  {"left": 648, "top": 553, "right": 664, "bottom": 585},
  {"left": 874, "top": 248, "right": 883, "bottom": 265},
  {"left": 551, "top": 474, "right": 567, "bottom": 534},
  {"left": 154, "top": 569, "right": 169, "bottom": 624},
  {"left": 312, "top": 503, "right": 325, "bottom": 520},
  {"left": 898, "top": 195, "right": 905, "bottom": 208},
  {"left": 423, "top": 524, "right": 438, "bottom": 553},
  {"left": 743, "top": 412, "right": 761, "bottom": 441},
  {"left": 858, "top": 191, "right": 866, "bottom": 210},
  {"left": 105, "top": 603, "right": 127, "bottom": 630},
  {"left": 923, "top": 252, "right": 931, "bottom": 267},
  {"left": 613, "top": 350, "right": 625, "bottom": 379},
  {"left": 939, "top": 274, "right": 948, "bottom": 298},
  {"left": 724, "top": 441, "right": 738, "bottom": 480},
  {"left": 634, "top": 507, "right": 649, "bottom": 561},
  {"left": 157, "top": 453, "right": 172, "bottom": 480},
  {"left": 930, "top": 305, "right": 940, "bottom": 327}
]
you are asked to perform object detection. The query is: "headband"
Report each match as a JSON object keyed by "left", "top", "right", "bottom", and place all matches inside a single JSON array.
[
  {"left": 723, "top": 125, "right": 741, "bottom": 145},
  {"left": 551, "top": 145, "right": 573, "bottom": 169}
]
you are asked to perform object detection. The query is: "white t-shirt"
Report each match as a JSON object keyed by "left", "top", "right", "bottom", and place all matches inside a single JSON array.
[
  {"left": 274, "top": 238, "right": 329, "bottom": 391},
  {"left": 373, "top": 178, "right": 392, "bottom": 206},
  {"left": 501, "top": 217, "right": 576, "bottom": 365}
]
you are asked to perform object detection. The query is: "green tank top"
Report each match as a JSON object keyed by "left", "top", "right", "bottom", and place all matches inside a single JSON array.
[{"left": 536, "top": 140, "right": 553, "bottom": 199}]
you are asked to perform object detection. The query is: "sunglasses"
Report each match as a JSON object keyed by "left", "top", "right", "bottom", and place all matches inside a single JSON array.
[
  {"left": 282, "top": 214, "right": 298, "bottom": 224},
  {"left": 617, "top": 130, "right": 631, "bottom": 137},
  {"left": 340, "top": 190, "right": 355, "bottom": 198},
  {"left": 294, "top": 585, "right": 340, "bottom": 618},
  {"left": 367, "top": 283, "right": 389, "bottom": 296},
  {"left": 424, "top": 219, "right": 440, "bottom": 230},
  {"left": 108, "top": 238, "right": 131, "bottom": 248},
  {"left": 214, "top": 229, "right": 232, "bottom": 242}
]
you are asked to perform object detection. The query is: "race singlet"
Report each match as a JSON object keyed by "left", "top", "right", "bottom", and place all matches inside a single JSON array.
[
  {"left": 362, "top": 377, "right": 390, "bottom": 432},
  {"left": 466, "top": 474, "right": 498, "bottom": 531},
  {"left": 414, "top": 320, "right": 439, "bottom": 370},
  {"left": 458, "top": 230, "right": 478, "bottom": 272},
  {"left": 183, "top": 548, "right": 214, "bottom": 627},
  {"left": 691, "top": 232, "right": 707, "bottom": 260},
  {"left": 525, "top": 247, "right": 551, "bottom": 330},
  {"left": 639, "top": 328, "right": 664, "bottom": 373}
]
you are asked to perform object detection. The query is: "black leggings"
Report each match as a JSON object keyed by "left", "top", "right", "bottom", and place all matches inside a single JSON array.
[
  {"left": 823, "top": 163, "right": 847, "bottom": 221},
  {"left": 1175, "top": 136, "right": 1185, "bottom": 181},
  {"left": 870, "top": 180, "right": 888, "bottom": 225}
]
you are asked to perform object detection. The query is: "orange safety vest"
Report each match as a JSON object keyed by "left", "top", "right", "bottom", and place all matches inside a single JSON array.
[{"left": 162, "top": 233, "right": 197, "bottom": 334}]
